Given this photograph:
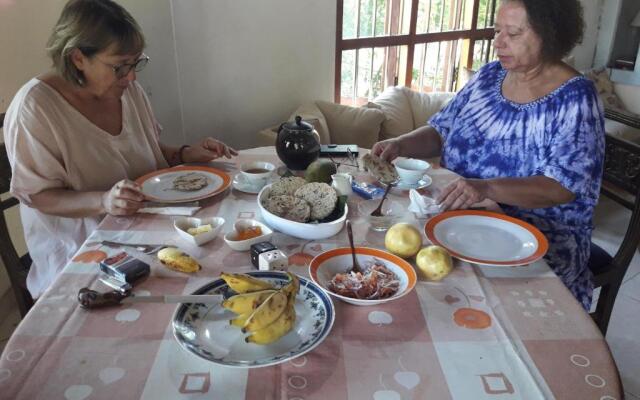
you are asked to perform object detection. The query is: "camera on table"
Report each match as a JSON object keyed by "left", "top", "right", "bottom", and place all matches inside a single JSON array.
[{"left": 250, "top": 242, "right": 288, "bottom": 271}]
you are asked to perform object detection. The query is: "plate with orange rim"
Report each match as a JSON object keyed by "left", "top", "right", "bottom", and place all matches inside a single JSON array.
[
  {"left": 136, "top": 165, "right": 231, "bottom": 203},
  {"left": 424, "top": 210, "right": 548, "bottom": 266}
]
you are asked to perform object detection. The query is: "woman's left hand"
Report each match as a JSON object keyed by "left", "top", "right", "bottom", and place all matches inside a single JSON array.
[
  {"left": 183, "top": 138, "right": 238, "bottom": 162},
  {"left": 437, "top": 178, "right": 487, "bottom": 211}
]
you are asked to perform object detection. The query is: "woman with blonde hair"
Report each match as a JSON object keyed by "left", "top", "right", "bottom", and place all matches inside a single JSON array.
[{"left": 4, "top": 0, "right": 236, "bottom": 298}]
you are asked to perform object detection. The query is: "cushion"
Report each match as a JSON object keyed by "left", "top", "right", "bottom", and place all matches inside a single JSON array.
[
  {"left": 583, "top": 68, "right": 626, "bottom": 111},
  {"left": 288, "top": 103, "right": 331, "bottom": 144},
  {"left": 315, "top": 101, "right": 385, "bottom": 148},
  {"left": 368, "top": 86, "right": 415, "bottom": 140},
  {"left": 404, "top": 88, "right": 455, "bottom": 128}
]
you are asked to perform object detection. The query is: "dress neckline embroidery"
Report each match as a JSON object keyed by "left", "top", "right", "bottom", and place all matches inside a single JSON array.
[{"left": 494, "top": 67, "right": 586, "bottom": 110}]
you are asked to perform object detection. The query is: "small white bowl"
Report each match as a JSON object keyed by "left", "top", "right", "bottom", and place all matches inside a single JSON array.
[
  {"left": 394, "top": 158, "right": 431, "bottom": 185},
  {"left": 223, "top": 219, "right": 273, "bottom": 251},
  {"left": 257, "top": 184, "right": 348, "bottom": 240},
  {"left": 309, "top": 247, "right": 417, "bottom": 306},
  {"left": 174, "top": 217, "right": 225, "bottom": 246},
  {"left": 240, "top": 161, "right": 276, "bottom": 186}
]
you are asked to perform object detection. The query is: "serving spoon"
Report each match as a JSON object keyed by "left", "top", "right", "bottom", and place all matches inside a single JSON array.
[{"left": 346, "top": 220, "right": 362, "bottom": 274}]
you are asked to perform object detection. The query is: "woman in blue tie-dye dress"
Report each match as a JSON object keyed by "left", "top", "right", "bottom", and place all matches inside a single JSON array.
[{"left": 372, "top": 0, "right": 604, "bottom": 310}]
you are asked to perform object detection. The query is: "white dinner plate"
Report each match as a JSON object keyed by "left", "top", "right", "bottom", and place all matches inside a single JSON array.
[
  {"left": 380, "top": 175, "right": 432, "bottom": 192},
  {"left": 425, "top": 210, "right": 549, "bottom": 266},
  {"left": 136, "top": 166, "right": 231, "bottom": 203},
  {"left": 172, "top": 271, "right": 335, "bottom": 368}
]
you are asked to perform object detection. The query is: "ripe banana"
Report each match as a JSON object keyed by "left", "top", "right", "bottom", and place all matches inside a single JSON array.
[
  {"left": 158, "top": 247, "right": 200, "bottom": 273},
  {"left": 222, "top": 289, "right": 277, "bottom": 314},
  {"left": 242, "top": 291, "right": 288, "bottom": 333},
  {"left": 281, "top": 272, "right": 300, "bottom": 304},
  {"left": 221, "top": 272, "right": 274, "bottom": 293},
  {"left": 245, "top": 304, "right": 296, "bottom": 345},
  {"left": 230, "top": 312, "right": 252, "bottom": 328}
]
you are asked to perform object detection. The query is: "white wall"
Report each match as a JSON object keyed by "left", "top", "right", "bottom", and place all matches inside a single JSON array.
[{"left": 572, "top": 0, "right": 604, "bottom": 70}]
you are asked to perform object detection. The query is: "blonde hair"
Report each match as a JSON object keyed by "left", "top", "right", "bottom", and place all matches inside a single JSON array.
[{"left": 46, "top": 0, "right": 145, "bottom": 85}]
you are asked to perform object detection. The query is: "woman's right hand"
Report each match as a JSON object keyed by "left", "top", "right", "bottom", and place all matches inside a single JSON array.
[
  {"left": 102, "top": 180, "right": 145, "bottom": 215},
  {"left": 371, "top": 138, "right": 401, "bottom": 162}
]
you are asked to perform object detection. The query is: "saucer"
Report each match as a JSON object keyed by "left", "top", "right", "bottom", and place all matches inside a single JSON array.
[
  {"left": 232, "top": 174, "right": 270, "bottom": 194},
  {"left": 380, "top": 175, "right": 432, "bottom": 192}
]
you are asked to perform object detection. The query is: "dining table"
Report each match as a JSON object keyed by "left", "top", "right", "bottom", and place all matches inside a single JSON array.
[{"left": 0, "top": 146, "right": 622, "bottom": 399}]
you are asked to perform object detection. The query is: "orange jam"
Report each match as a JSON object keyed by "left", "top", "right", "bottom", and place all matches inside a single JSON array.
[{"left": 236, "top": 226, "right": 262, "bottom": 241}]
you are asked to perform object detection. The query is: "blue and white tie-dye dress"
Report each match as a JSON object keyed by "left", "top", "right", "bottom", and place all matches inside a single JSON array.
[{"left": 429, "top": 61, "right": 605, "bottom": 310}]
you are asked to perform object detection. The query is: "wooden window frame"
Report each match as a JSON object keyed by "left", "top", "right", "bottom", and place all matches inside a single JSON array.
[{"left": 335, "top": 0, "right": 496, "bottom": 102}]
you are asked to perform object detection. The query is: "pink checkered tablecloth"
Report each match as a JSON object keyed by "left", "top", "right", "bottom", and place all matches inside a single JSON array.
[{"left": 0, "top": 147, "right": 622, "bottom": 399}]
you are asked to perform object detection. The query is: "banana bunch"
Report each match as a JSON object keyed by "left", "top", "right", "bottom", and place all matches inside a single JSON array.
[{"left": 221, "top": 272, "right": 299, "bottom": 345}]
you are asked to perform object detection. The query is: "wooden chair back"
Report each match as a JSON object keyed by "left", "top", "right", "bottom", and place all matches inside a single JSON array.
[
  {"left": 0, "top": 112, "right": 34, "bottom": 317},
  {"left": 590, "top": 133, "right": 640, "bottom": 335}
]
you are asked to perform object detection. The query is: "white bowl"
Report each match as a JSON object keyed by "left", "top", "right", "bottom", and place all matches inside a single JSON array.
[
  {"left": 240, "top": 161, "right": 276, "bottom": 185},
  {"left": 174, "top": 217, "right": 225, "bottom": 246},
  {"left": 257, "top": 184, "right": 348, "bottom": 240},
  {"left": 223, "top": 219, "right": 273, "bottom": 251},
  {"left": 394, "top": 158, "right": 431, "bottom": 185},
  {"left": 308, "top": 247, "right": 417, "bottom": 306}
]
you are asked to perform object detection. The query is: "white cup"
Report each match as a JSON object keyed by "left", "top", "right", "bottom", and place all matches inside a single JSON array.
[
  {"left": 240, "top": 161, "right": 275, "bottom": 186},
  {"left": 394, "top": 158, "right": 431, "bottom": 185}
]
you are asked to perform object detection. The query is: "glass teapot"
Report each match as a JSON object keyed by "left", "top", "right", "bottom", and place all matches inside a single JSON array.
[{"left": 275, "top": 116, "right": 320, "bottom": 171}]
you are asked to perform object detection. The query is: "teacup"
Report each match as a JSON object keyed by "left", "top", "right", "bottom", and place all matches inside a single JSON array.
[
  {"left": 394, "top": 158, "right": 431, "bottom": 185},
  {"left": 240, "top": 161, "right": 275, "bottom": 186}
]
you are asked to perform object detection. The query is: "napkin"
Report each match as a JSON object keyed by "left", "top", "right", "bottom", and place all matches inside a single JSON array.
[
  {"left": 408, "top": 189, "right": 442, "bottom": 216},
  {"left": 138, "top": 206, "right": 201, "bottom": 216}
]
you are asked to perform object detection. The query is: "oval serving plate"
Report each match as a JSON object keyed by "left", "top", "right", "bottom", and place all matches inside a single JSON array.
[
  {"left": 136, "top": 165, "right": 231, "bottom": 203},
  {"left": 425, "top": 210, "right": 548, "bottom": 266},
  {"left": 172, "top": 271, "right": 335, "bottom": 368}
]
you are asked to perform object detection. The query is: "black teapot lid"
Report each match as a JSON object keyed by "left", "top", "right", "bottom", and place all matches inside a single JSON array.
[{"left": 281, "top": 116, "right": 313, "bottom": 132}]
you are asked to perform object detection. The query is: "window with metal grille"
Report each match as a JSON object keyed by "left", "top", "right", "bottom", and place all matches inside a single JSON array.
[{"left": 336, "top": 0, "right": 497, "bottom": 105}]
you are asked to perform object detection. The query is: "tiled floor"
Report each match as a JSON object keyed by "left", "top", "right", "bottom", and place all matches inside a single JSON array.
[{"left": 0, "top": 196, "right": 638, "bottom": 396}]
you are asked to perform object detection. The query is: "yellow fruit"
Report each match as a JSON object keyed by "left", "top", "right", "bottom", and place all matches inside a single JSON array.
[
  {"left": 242, "top": 291, "right": 288, "bottom": 333},
  {"left": 230, "top": 312, "right": 252, "bottom": 327},
  {"left": 416, "top": 245, "right": 453, "bottom": 281},
  {"left": 158, "top": 247, "right": 200, "bottom": 273},
  {"left": 222, "top": 289, "right": 277, "bottom": 314},
  {"left": 220, "top": 272, "right": 274, "bottom": 293},
  {"left": 245, "top": 304, "right": 296, "bottom": 345},
  {"left": 384, "top": 223, "right": 422, "bottom": 258}
]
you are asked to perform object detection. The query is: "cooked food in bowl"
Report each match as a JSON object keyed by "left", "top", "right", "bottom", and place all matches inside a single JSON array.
[
  {"left": 171, "top": 172, "right": 209, "bottom": 191},
  {"left": 328, "top": 258, "right": 399, "bottom": 300},
  {"left": 261, "top": 178, "right": 340, "bottom": 224}
]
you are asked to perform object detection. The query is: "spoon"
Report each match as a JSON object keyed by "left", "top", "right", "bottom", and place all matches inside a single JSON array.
[
  {"left": 346, "top": 220, "right": 362, "bottom": 274},
  {"left": 370, "top": 181, "right": 395, "bottom": 217}
]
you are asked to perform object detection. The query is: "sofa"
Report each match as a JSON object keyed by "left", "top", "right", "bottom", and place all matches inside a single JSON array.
[{"left": 257, "top": 86, "right": 455, "bottom": 148}]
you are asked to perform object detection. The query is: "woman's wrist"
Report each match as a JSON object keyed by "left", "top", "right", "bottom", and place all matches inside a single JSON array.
[{"left": 170, "top": 145, "right": 191, "bottom": 166}]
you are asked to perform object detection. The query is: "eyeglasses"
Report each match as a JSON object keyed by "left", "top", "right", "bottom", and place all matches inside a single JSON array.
[{"left": 96, "top": 54, "right": 149, "bottom": 78}]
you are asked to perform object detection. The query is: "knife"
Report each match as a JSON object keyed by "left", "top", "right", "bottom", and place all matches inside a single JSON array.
[
  {"left": 100, "top": 240, "right": 167, "bottom": 254},
  {"left": 78, "top": 288, "right": 221, "bottom": 309}
]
